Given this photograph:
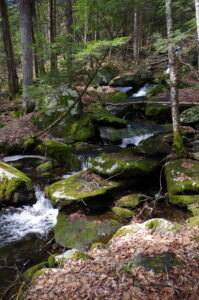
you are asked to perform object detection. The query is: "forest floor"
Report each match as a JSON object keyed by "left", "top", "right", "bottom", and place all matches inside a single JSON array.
[{"left": 25, "top": 223, "right": 199, "bottom": 300}]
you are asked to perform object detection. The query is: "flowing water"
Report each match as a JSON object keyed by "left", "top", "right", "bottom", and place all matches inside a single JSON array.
[{"left": 132, "top": 83, "right": 149, "bottom": 97}]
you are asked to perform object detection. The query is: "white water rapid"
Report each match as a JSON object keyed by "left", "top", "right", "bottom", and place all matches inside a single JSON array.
[
  {"left": 133, "top": 84, "right": 149, "bottom": 97},
  {"left": 0, "top": 186, "right": 58, "bottom": 247},
  {"left": 120, "top": 133, "right": 153, "bottom": 147}
]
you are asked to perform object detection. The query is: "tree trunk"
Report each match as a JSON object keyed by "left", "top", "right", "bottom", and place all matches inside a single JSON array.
[
  {"left": 166, "top": 0, "right": 186, "bottom": 157},
  {"left": 48, "top": 0, "right": 57, "bottom": 72},
  {"left": 19, "top": 0, "right": 35, "bottom": 112},
  {"left": 31, "top": 0, "right": 39, "bottom": 77},
  {"left": 66, "top": 0, "right": 73, "bottom": 35},
  {"left": 65, "top": 0, "right": 74, "bottom": 86},
  {"left": 133, "top": 4, "right": 138, "bottom": 64},
  {"left": 195, "top": 0, "right": 199, "bottom": 71},
  {"left": 0, "top": 0, "right": 18, "bottom": 99}
]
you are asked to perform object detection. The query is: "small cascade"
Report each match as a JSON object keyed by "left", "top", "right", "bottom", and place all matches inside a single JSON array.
[
  {"left": 164, "top": 67, "right": 170, "bottom": 74},
  {"left": 133, "top": 84, "right": 149, "bottom": 97},
  {"left": 120, "top": 133, "right": 153, "bottom": 148},
  {"left": 3, "top": 155, "right": 47, "bottom": 163},
  {"left": 0, "top": 186, "right": 58, "bottom": 247}
]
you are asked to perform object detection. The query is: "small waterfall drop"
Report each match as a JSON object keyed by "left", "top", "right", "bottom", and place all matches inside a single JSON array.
[
  {"left": 133, "top": 84, "right": 149, "bottom": 97},
  {"left": 0, "top": 186, "right": 58, "bottom": 247}
]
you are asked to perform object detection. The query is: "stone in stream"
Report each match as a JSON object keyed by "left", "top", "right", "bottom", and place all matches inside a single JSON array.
[
  {"left": 135, "top": 135, "right": 172, "bottom": 156},
  {"left": 34, "top": 139, "right": 79, "bottom": 169},
  {"left": 111, "top": 206, "right": 135, "bottom": 219},
  {"left": 116, "top": 193, "right": 145, "bottom": 208},
  {"left": 165, "top": 159, "right": 199, "bottom": 208},
  {"left": 109, "top": 70, "right": 151, "bottom": 89},
  {"left": 54, "top": 213, "right": 122, "bottom": 251},
  {"left": 88, "top": 150, "right": 159, "bottom": 178},
  {"left": 0, "top": 161, "right": 35, "bottom": 206},
  {"left": 45, "top": 170, "right": 129, "bottom": 208}
]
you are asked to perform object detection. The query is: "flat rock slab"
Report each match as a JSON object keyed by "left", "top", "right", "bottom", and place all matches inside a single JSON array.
[
  {"left": 88, "top": 151, "right": 159, "bottom": 178},
  {"left": 45, "top": 170, "right": 126, "bottom": 208},
  {"left": 54, "top": 213, "right": 122, "bottom": 250}
]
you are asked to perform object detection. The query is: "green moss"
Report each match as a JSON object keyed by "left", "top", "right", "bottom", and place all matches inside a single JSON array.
[
  {"left": 0, "top": 122, "right": 5, "bottom": 128},
  {"left": 31, "top": 268, "right": 50, "bottom": 283},
  {"left": 90, "top": 242, "right": 104, "bottom": 250},
  {"left": 112, "top": 207, "right": 135, "bottom": 219},
  {"left": 88, "top": 103, "right": 126, "bottom": 126},
  {"left": 36, "top": 161, "right": 54, "bottom": 173},
  {"left": 116, "top": 194, "right": 143, "bottom": 208},
  {"left": 105, "top": 91, "right": 127, "bottom": 103},
  {"left": 23, "top": 262, "right": 48, "bottom": 282},
  {"left": 135, "top": 135, "right": 171, "bottom": 156},
  {"left": 180, "top": 106, "right": 199, "bottom": 124},
  {"left": 165, "top": 159, "right": 199, "bottom": 207},
  {"left": 71, "top": 251, "right": 90, "bottom": 260},
  {"left": 172, "top": 130, "right": 187, "bottom": 159},
  {"left": 188, "top": 216, "right": 199, "bottom": 226},
  {"left": 111, "top": 227, "right": 132, "bottom": 239},
  {"left": 45, "top": 170, "right": 124, "bottom": 208},
  {"left": 146, "top": 84, "right": 169, "bottom": 98},
  {"left": 48, "top": 255, "right": 56, "bottom": 267},
  {"left": 123, "top": 253, "right": 184, "bottom": 274},
  {"left": 145, "top": 104, "right": 171, "bottom": 123},
  {"left": 34, "top": 139, "right": 78, "bottom": 168},
  {"left": 89, "top": 151, "right": 159, "bottom": 178},
  {"left": 54, "top": 213, "right": 121, "bottom": 250},
  {"left": 187, "top": 203, "right": 199, "bottom": 216}
]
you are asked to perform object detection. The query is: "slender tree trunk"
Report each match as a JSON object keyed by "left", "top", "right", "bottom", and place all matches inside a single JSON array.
[
  {"left": 133, "top": 4, "right": 138, "bottom": 64},
  {"left": 66, "top": 0, "right": 73, "bottom": 35},
  {"left": 65, "top": 0, "right": 74, "bottom": 85},
  {"left": 31, "top": 0, "right": 39, "bottom": 77},
  {"left": 0, "top": 0, "right": 18, "bottom": 99},
  {"left": 166, "top": 0, "right": 186, "bottom": 157},
  {"left": 48, "top": 0, "right": 57, "bottom": 72},
  {"left": 195, "top": 0, "right": 199, "bottom": 71}
]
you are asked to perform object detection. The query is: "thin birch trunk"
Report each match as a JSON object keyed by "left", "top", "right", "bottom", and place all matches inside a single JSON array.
[{"left": 195, "top": 0, "right": 199, "bottom": 71}]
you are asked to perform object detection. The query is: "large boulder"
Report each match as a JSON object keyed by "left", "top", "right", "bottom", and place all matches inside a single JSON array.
[
  {"left": 165, "top": 159, "right": 199, "bottom": 207},
  {"left": 45, "top": 170, "right": 127, "bottom": 208},
  {"left": 34, "top": 139, "right": 78, "bottom": 169},
  {"left": 0, "top": 161, "right": 35, "bottom": 206},
  {"left": 145, "top": 104, "right": 171, "bottom": 123},
  {"left": 135, "top": 135, "right": 172, "bottom": 156},
  {"left": 88, "top": 150, "right": 159, "bottom": 178},
  {"left": 93, "top": 63, "right": 120, "bottom": 85},
  {"left": 110, "top": 70, "right": 151, "bottom": 89},
  {"left": 54, "top": 213, "right": 122, "bottom": 250},
  {"left": 180, "top": 106, "right": 199, "bottom": 125}
]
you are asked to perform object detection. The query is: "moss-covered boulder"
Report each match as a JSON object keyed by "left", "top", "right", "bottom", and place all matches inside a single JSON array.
[
  {"left": 45, "top": 170, "right": 125, "bottom": 208},
  {"left": 51, "top": 113, "right": 96, "bottom": 142},
  {"left": 88, "top": 103, "right": 126, "bottom": 127},
  {"left": 135, "top": 135, "right": 171, "bottom": 156},
  {"left": 111, "top": 218, "right": 178, "bottom": 241},
  {"left": 146, "top": 84, "right": 169, "bottom": 98},
  {"left": 88, "top": 151, "right": 159, "bottom": 178},
  {"left": 165, "top": 159, "right": 199, "bottom": 207},
  {"left": 54, "top": 213, "right": 122, "bottom": 250},
  {"left": 110, "top": 70, "right": 151, "bottom": 89},
  {"left": 112, "top": 206, "right": 135, "bottom": 219},
  {"left": 32, "top": 85, "right": 80, "bottom": 130},
  {"left": 116, "top": 193, "right": 144, "bottom": 208},
  {"left": 145, "top": 104, "right": 171, "bottom": 123},
  {"left": 93, "top": 63, "right": 120, "bottom": 85},
  {"left": 105, "top": 91, "right": 128, "bottom": 104},
  {"left": 180, "top": 106, "right": 199, "bottom": 124},
  {"left": 0, "top": 161, "right": 35, "bottom": 206},
  {"left": 34, "top": 139, "right": 78, "bottom": 168}
]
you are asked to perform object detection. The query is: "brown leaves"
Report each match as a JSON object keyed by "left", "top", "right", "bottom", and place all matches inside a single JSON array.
[{"left": 25, "top": 225, "right": 199, "bottom": 300}]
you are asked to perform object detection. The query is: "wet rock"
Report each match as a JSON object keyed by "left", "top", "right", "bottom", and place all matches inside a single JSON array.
[
  {"left": 88, "top": 150, "right": 159, "bottom": 178},
  {"left": 135, "top": 135, "right": 171, "bottom": 156},
  {"left": 45, "top": 170, "right": 126, "bottom": 208},
  {"left": 23, "top": 261, "right": 48, "bottom": 282},
  {"left": 0, "top": 161, "right": 35, "bottom": 206},
  {"left": 110, "top": 70, "right": 151, "bottom": 89},
  {"left": 165, "top": 159, "right": 199, "bottom": 207},
  {"left": 54, "top": 213, "right": 122, "bottom": 250},
  {"left": 34, "top": 139, "right": 78, "bottom": 169},
  {"left": 145, "top": 104, "right": 171, "bottom": 123}
]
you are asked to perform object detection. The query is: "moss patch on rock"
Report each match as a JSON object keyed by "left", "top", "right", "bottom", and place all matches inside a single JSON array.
[
  {"left": 34, "top": 139, "right": 78, "bottom": 168},
  {"left": 0, "top": 161, "right": 35, "bottom": 205},
  {"left": 135, "top": 135, "right": 171, "bottom": 156},
  {"left": 116, "top": 194, "right": 144, "bottom": 208},
  {"left": 54, "top": 213, "right": 122, "bottom": 250},
  {"left": 112, "top": 207, "right": 135, "bottom": 219},
  {"left": 180, "top": 106, "right": 199, "bottom": 124},
  {"left": 88, "top": 150, "right": 159, "bottom": 178},
  {"left": 45, "top": 170, "right": 125, "bottom": 208},
  {"left": 145, "top": 104, "right": 171, "bottom": 123},
  {"left": 165, "top": 159, "right": 199, "bottom": 207}
]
